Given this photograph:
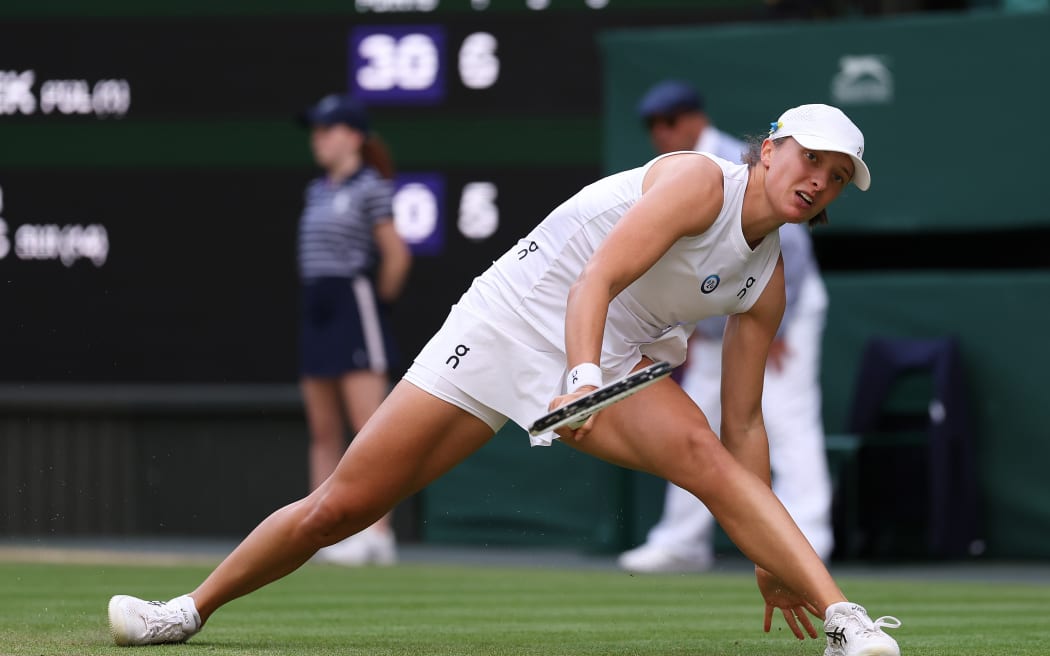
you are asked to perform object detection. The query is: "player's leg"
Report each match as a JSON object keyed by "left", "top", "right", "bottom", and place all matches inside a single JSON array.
[
  {"left": 621, "top": 338, "right": 721, "bottom": 572},
  {"left": 651, "top": 337, "right": 722, "bottom": 560},
  {"left": 185, "top": 381, "right": 494, "bottom": 622},
  {"left": 567, "top": 362, "right": 902, "bottom": 654},
  {"left": 334, "top": 369, "right": 397, "bottom": 562},
  {"left": 566, "top": 369, "right": 843, "bottom": 610},
  {"left": 301, "top": 377, "right": 347, "bottom": 490}
]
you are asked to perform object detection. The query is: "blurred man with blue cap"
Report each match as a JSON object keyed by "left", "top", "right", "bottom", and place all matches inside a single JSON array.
[{"left": 637, "top": 80, "right": 745, "bottom": 162}]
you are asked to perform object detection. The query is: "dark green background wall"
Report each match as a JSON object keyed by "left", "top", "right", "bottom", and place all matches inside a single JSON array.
[
  {"left": 821, "top": 272, "right": 1050, "bottom": 558},
  {"left": 601, "top": 11, "right": 1049, "bottom": 233}
]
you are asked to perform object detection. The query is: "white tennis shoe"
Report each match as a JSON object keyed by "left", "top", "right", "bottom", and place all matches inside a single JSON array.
[
  {"left": 315, "top": 526, "right": 397, "bottom": 566},
  {"left": 823, "top": 601, "right": 901, "bottom": 656},
  {"left": 617, "top": 543, "right": 713, "bottom": 573},
  {"left": 108, "top": 594, "right": 201, "bottom": 646}
]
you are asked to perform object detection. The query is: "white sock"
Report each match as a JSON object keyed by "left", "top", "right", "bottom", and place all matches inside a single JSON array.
[
  {"left": 824, "top": 601, "right": 855, "bottom": 621},
  {"left": 170, "top": 595, "right": 201, "bottom": 630}
]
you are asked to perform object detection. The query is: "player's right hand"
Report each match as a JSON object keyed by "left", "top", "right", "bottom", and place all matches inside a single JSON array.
[
  {"left": 755, "top": 566, "right": 820, "bottom": 640},
  {"left": 547, "top": 387, "right": 598, "bottom": 441}
]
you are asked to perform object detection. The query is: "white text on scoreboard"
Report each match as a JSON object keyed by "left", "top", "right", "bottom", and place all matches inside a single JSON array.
[
  {"left": 0, "top": 70, "right": 131, "bottom": 118},
  {"left": 350, "top": 27, "right": 499, "bottom": 104},
  {"left": 392, "top": 175, "right": 499, "bottom": 255},
  {"left": 0, "top": 185, "right": 110, "bottom": 267}
]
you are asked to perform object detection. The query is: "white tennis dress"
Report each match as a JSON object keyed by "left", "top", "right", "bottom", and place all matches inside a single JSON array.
[{"left": 404, "top": 152, "right": 781, "bottom": 446}]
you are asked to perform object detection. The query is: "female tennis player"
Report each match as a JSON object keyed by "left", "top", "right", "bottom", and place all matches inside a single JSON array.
[{"left": 109, "top": 104, "right": 902, "bottom": 656}]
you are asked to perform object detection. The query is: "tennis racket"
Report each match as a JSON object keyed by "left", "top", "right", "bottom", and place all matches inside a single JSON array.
[{"left": 528, "top": 361, "right": 673, "bottom": 436}]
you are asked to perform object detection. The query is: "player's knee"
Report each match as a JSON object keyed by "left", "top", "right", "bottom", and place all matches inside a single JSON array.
[
  {"left": 680, "top": 425, "right": 721, "bottom": 459},
  {"left": 676, "top": 426, "right": 734, "bottom": 490},
  {"left": 297, "top": 488, "right": 382, "bottom": 547}
]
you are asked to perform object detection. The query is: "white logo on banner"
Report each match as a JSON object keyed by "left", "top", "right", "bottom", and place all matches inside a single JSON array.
[{"left": 831, "top": 56, "right": 893, "bottom": 105}]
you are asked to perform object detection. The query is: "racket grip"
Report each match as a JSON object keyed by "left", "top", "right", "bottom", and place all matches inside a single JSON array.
[{"left": 566, "top": 413, "right": 592, "bottom": 430}]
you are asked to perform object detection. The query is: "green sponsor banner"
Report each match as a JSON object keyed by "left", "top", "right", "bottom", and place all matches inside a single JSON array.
[{"left": 600, "top": 11, "right": 1050, "bottom": 233}]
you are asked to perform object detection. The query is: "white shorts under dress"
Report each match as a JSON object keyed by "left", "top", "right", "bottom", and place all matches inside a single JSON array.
[{"left": 403, "top": 298, "right": 691, "bottom": 447}]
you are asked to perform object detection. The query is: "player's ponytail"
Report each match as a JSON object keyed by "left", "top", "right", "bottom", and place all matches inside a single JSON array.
[{"left": 362, "top": 133, "right": 396, "bottom": 180}]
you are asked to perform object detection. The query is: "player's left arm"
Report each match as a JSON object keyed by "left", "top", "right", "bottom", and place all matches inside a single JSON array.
[{"left": 719, "top": 255, "right": 785, "bottom": 485}]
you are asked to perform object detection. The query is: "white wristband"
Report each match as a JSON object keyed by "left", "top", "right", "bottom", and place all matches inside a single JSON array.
[{"left": 566, "top": 363, "right": 603, "bottom": 394}]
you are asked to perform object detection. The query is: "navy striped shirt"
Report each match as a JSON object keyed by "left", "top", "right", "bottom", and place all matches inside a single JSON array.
[{"left": 297, "top": 166, "right": 394, "bottom": 280}]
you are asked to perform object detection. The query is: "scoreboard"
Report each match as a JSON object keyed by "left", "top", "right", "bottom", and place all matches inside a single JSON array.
[{"left": 0, "top": 0, "right": 759, "bottom": 384}]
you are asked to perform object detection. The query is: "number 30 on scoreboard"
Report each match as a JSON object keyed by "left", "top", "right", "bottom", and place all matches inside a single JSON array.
[{"left": 349, "top": 26, "right": 499, "bottom": 104}]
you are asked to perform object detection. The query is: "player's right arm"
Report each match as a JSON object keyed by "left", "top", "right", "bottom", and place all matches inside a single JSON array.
[
  {"left": 553, "top": 154, "right": 725, "bottom": 439},
  {"left": 719, "top": 257, "right": 786, "bottom": 484}
]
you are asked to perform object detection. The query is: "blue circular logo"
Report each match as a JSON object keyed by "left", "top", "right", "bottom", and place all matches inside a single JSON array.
[{"left": 701, "top": 274, "right": 720, "bottom": 294}]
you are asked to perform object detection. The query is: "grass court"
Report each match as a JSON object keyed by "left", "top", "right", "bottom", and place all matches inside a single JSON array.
[{"left": 2, "top": 558, "right": 1048, "bottom": 655}]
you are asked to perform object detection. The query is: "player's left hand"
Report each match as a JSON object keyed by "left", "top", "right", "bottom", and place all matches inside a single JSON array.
[
  {"left": 755, "top": 566, "right": 820, "bottom": 640},
  {"left": 547, "top": 387, "right": 598, "bottom": 441}
]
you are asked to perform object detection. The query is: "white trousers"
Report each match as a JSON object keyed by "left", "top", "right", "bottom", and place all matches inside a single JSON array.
[{"left": 644, "top": 272, "right": 834, "bottom": 561}]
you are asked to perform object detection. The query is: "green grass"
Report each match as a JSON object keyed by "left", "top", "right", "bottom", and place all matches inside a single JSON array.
[{"left": 1, "top": 560, "right": 1048, "bottom": 655}]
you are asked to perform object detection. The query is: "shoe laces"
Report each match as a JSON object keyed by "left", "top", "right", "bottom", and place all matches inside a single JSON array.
[
  {"left": 870, "top": 616, "right": 902, "bottom": 634},
  {"left": 850, "top": 606, "right": 902, "bottom": 637},
  {"left": 141, "top": 600, "right": 192, "bottom": 642}
]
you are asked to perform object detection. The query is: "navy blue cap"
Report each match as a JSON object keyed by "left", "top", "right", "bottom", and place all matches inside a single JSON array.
[
  {"left": 637, "top": 80, "right": 705, "bottom": 119},
  {"left": 300, "top": 94, "right": 370, "bottom": 133}
]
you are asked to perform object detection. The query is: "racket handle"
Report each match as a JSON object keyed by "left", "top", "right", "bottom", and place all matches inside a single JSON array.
[{"left": 566, "top": 414, "right": 592, "bottom": 430}]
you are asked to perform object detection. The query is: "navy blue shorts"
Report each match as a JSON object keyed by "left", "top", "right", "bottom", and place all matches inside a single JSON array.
[{"left": 299, "top": 276, "right": 398, "bottom": 378}]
